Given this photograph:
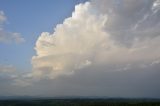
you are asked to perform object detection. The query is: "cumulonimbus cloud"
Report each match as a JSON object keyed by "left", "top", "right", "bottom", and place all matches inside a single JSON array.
[{"left": 32, "top": 0, "right": 160, "bottom": 79}]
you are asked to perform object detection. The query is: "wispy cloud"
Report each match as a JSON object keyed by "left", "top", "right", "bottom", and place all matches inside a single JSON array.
[
  {"left": 0, "top": 11, "right": 6, "bottom": 24},
  {"left": 0, "top": 10, "right": 25, "bottom": 44},
  {"left": 0, "top": 64, "right": 17, "bottom": 73}
]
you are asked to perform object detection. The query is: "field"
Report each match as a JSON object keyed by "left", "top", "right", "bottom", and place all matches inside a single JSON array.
[{"left": 0, "top": 99, "right": 160, "bottom": 106}]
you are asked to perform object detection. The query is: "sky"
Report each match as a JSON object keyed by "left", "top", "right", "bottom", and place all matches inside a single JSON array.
[{"left": 0, "top": 0, "right": 160, "bottom": 98}]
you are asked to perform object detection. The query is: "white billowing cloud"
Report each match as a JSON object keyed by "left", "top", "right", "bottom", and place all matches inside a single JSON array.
[
  {"left": 32, "top": 0, "right": 160, "bottom": 79},
  {"left": 0, "top": 10, "right": 25, "bottom": 44},
  {"left": 32, "top": 2, "right": 110, "bottom": 79}
]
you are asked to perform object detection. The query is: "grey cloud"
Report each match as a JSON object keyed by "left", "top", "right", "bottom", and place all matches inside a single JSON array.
[
  {"left": 11, "top": 64, "right": 159, "bottom": 98},
  {"left": 92, "top": 0, "right": 160, "bottom": 46},
  {"left": 0, "top": 62, "right": 160, "bottom": 97}
]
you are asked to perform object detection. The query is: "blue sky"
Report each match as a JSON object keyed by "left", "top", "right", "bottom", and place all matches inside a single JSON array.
[{"left": 0, "top": 0, "right": 87, "bottom": 70}]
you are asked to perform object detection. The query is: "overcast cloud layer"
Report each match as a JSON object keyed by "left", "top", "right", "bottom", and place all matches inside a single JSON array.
[{"left": 0, "top": 0, "right": 160, "bottom": 98}]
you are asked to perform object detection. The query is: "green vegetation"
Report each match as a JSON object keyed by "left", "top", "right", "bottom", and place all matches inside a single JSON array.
[{"left": 0, "top": 99, "right": 160, "bottom": 106}]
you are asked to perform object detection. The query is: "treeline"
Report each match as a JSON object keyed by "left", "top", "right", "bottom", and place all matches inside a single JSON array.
[{"left": 0, "top": 99, "right": 160, "bottom": 106}]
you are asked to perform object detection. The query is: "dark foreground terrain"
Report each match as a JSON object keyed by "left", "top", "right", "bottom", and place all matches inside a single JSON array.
[{"left": 0, "top": 98, "right": 160, "bottom": 106}]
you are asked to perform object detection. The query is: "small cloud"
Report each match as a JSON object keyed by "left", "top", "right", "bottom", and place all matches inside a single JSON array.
[
  {"left": 0, "top": 64, "right": 17, "bottom": 73},
  {"left": 0, "top": 11, "right": 6, "bottom": 24},
  {"left": 150, "top": 60, "right": 160, "bottom": 66},
  {"left": 0, "top": 29, "right": 25, "bottom": 44},
  {"left": 11, "top": 33, "right": 25, "bottom": 43},
  {"left": 77, "top": 60, "right": 92, "bottom": 69},
  {"left": 0, "top": 64, "right": 33, "bottom": 87},
  {"left": 0, "top": 10, "right": 25, "bottom": 44}
]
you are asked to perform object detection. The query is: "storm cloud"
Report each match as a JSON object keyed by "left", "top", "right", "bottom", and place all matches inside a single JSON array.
[
  {"left": 32, "top": 0, "right": 160, "bottom": 79},
  {"left": 1, "top": 0, "right": 160, "bottom": 98}
]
